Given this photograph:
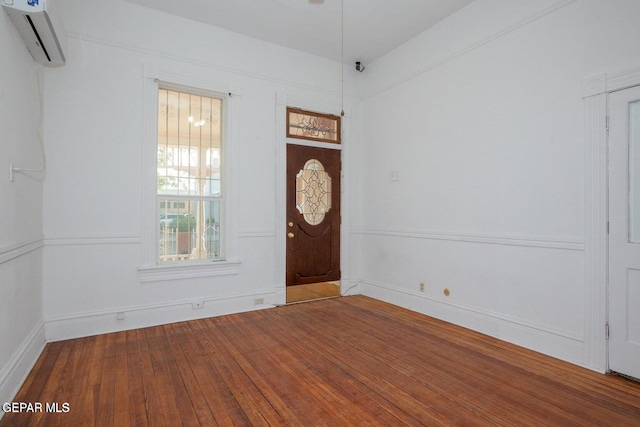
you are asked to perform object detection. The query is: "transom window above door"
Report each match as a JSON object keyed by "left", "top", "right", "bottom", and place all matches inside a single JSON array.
[{"left": 287, "top": 107, "right": 341, "bottom": 144}]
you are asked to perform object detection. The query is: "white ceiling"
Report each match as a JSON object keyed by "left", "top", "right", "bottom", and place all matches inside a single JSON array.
[{"left": 124, "top": 0, "right": 474, "bottom": 64}]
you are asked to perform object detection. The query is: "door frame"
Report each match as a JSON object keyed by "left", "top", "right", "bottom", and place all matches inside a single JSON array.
[
  {"left": 275, "top": 93, "right": 352, "bottom": 306},
  {"left": 584, "top": 64, "right": 640, "bottom": 373}
]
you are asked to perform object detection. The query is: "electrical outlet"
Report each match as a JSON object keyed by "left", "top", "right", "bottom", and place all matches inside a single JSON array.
[
  {"left": 192, "top": 300, "right": 205, "bottom": 309},
  {"left": 116, "top": 312, "right": 125, "bottom": 320},
  {"left": 254, "top": 297, "right": 265, "bottom": 305},
  {"left": 419, "top": 282, "right": 425, "bottom": 292}
]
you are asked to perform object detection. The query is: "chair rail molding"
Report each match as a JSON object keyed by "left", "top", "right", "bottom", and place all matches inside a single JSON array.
[
  {"left": 351, "top": 227, "right": 584, "bottom": 251},
  {"left": 0, "top": 237, "right": 43, "bottom": 265}
]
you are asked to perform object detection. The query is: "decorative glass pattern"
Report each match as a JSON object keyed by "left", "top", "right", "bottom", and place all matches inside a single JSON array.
[
  {"left": 296, "top": 159, "right": 332, "bottom": 225},
  {"left": 287, "top": 108, "right": 340, "bottom": 144}
]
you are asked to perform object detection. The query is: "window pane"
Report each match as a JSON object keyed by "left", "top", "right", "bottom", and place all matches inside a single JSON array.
[
  {"left": 157, "top": 89, "right": 222, "bottom": 197},
  {"left": 158, "top": 198, "right": 221, "bottom": 262},
  {"left": 204, "top": 200, "right": 221, "bottom": 259},
  {"left": 287, "top": 107, "right": 340, "bottom": 143},
  {"left": 158, "top": 199, "right": 195, "bottom": 261}
]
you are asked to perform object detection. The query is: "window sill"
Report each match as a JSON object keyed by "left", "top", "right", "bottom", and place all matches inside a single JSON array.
[{"left": 138, "top": 259, "right": 241, "bottom": 283}]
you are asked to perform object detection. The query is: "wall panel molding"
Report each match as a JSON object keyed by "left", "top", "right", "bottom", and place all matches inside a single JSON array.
[
  {"left": 352, "top": 227, "right": 584, "bottom": 251},
  {"left": 0, "top": 237, "right": 43, "bottom": 265},
  {"left": 238, "top": 230, "right": 275, "bottom": 238},
  {"left": 44, "top": 231, "right": 275, "bottom": 244},
  {"left": 44, "top": 234, "right": 141, "bottom": 247}
]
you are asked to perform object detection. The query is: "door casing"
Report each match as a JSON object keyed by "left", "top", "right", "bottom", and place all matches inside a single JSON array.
[
  {"left": 274, "top": 94, "right": 351, "bottom": 306},
  {"left": 583, "top": 64, "right": 640, "bottom": 373},
  {"left": 607, "top": 84, "right": 640, "bottom": 378}
]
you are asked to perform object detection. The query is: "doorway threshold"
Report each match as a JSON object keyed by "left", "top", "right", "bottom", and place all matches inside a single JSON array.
[{"left": 286, "top": 281, "right": 340, "bottom": 304}]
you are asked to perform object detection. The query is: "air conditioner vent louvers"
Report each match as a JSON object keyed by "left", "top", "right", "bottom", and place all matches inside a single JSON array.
[
  {"left": 3, "top": 0, "right": 67, "bottom": 66},
  {"left": 24, "top": 14, "right": 52, "bottom": 62}
]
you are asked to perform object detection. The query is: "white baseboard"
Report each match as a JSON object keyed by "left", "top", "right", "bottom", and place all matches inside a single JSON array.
[
  {"left": 359, "top": 279, "right": 591, "bottom": 370},
  {"left": 0, "top": 321, "right": 46, "bottom": 421},
  {"left": 45, "top": 291, "right": 276, "bottom": 342}
]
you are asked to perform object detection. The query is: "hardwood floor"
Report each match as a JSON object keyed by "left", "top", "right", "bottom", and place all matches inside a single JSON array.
[{"left": 2, "top": 296, "right": 640, "bottom": 426}]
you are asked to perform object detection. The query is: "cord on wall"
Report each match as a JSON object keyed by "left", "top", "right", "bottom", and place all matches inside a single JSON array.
[
  {"left": 9, "top": 162, "right": 45, "bottom": 182},
  {"left": 10, "top": 67, "right": 47, "bottom": 183},
  {"left": 341, "top": 282, "right": 359, "bottom": 296}
]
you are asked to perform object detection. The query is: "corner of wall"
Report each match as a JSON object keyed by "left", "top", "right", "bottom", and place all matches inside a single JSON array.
[{"left": 0, "top": 322, "right": 46, "bottom": 419}]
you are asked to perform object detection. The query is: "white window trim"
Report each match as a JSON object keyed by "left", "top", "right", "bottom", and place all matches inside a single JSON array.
[{"left": 139, "top": 66, "right": 241, "bottom": 282}]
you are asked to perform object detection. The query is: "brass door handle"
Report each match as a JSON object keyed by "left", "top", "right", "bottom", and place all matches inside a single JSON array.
[{"left": 287, "top": 232, "right": 294, "bottom": 238}]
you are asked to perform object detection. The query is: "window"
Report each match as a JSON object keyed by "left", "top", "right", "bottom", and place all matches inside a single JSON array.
[
  {"left": 156, "top": 86, "right": 224, "bottom": 263},
  {"left": 139, "top": 70, "right": 241, "bottom": 281},
  {"left": 287, "top": 107, "right": 341, "bottom": 144}
]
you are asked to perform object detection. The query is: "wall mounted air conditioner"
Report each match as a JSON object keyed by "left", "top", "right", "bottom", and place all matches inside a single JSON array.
[{"left": 2, "top": 0, "right": 66, "bottom": 66}]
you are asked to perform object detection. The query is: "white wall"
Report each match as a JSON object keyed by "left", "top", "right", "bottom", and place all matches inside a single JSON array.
[
  {"left": 42, "top": 0, "right": 358, "bottom": 340},
  {"left": 0, "top": 10, "right": 46, "bottom": 412},
  {"left": 11, "top": 0, "right": 638, "bottom": 390},
  {"left": 352, "top": 0, "right": 640, "bottom": 371}
]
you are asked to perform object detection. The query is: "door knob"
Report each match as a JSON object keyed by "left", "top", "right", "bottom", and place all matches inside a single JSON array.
[
  {"left": 287, "top": 232, "right": 294, "bottom": 238},
  {"left": 288, "top": 222, "right": 294, "bottom": 227}
]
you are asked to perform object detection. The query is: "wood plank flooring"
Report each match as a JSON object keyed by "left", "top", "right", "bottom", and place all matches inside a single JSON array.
[{"left": 2, "top": 296, "right": 640, "bottom": 426}]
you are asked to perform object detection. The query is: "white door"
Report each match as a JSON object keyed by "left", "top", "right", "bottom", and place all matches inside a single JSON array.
[{"left": 609, "top": 85, "right": 640, "bottom": 379}]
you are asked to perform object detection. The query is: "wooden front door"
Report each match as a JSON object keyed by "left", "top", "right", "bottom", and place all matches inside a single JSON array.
[{"left": 286, "top": 144, "right": 341, "bottom": 286}]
